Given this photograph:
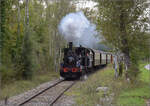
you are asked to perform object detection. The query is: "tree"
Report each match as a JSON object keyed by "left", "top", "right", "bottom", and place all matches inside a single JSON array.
[
  {"left": 0, "top": 0, "right": 6, "bottom": 94},
  {"left": 96, "top": 0, "right": 150, "bottom": 79},
  {"left": 21, "top": 0, "right": 33, "bottom": 79},
  {"left": 0, "top": 0, "right": 76, "bottom": 83},
  {"left": 0, "top": 0, "right": 6, "bottom": 65},
  {"left": 45, "top": 0, "right": 75, "bottom": 72}
]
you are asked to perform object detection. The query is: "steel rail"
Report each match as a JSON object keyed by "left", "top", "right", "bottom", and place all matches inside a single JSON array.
[
  {"left": 18, "top": 79, "right": 64, "bottom": 106},
  {"left": 49, "top": 81, "right": 76, "bottom": 106}
]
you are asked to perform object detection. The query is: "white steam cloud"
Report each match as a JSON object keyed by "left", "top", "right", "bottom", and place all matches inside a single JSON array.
[{"left": 58, "top": 11, "right": 99, "bottom": 49}]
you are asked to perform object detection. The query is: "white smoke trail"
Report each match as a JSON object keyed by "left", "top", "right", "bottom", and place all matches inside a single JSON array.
[{"left": 58, "top": 11, "right": 100, "bottom": 49}]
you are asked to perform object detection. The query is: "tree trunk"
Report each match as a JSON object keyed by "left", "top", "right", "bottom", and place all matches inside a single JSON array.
[
  {"left": 26, "top": 0, "right": 29, "bottom": 26},
  {"left": 59, "top": 48, "right": 62, "bottom": 66},
  {"left": 0, "top": 0, "right": 6, "bottom": 94},
  {"left": 113, "top": 55, "right": 118, "bottom": 78},
  {"left": 49, "top": 33, "right": 51, "bottom": 56},
  {"left": 118, "top": 63, "right": 123, "bottom": 77},
  {"left": 14, "top": 0, "right": 21, "bottom": 62},
  {"left": 17, "top": 0, "right": 21, "bottom": 38},
  {"left": 119, "top": 2, "right": 131, "bottom": 79},
  {"left": 24, "top": 0, "right": 29, "bottom": 27},
  {"left": 22, "top": 0, "right": 33, "bottom": 79},
  {"left": 123, "top": 51, "right": 131, "bottom": 79},
  {"left": 124, "top": 51, "right": 130, "bottom": 70},
  {"left": 53, "top": 30, "right": 57, "bottom": 72},
  {"left": 117, "top": 53, "right": 123, "bottom": 77},
  {"left": 0, "top": 0, "right": 6, "bottom": 65}
]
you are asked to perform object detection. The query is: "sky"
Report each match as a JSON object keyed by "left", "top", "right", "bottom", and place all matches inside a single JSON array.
[{"left": 74, "top": 0, "right": 98, "bottom": 11}]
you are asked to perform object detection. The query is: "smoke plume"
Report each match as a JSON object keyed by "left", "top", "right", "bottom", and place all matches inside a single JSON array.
[{"left": 58, "top": 11, "right": 99, "bottom": 49}]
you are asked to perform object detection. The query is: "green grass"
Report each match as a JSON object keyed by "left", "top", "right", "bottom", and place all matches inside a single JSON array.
[
  {"left": 66, "top": 65, "right": 116, "bottom": 106},
  {"left": 118, "top": 97, "right": 145, "bottom": 106},
  {"left": 0, "top": 71, "right": 59, "bottom": 100},
  {"left": 139, "top": 63, "right": 150, "bottom": 83},
  {"left": 117, "top": 63, "right": 150, "bottom": 106},
  {"left": 66, "top": 63, "right": 150, "bottom": 106}
]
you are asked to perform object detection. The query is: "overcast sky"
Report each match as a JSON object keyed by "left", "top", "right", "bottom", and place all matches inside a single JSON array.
[{"left": 74, "top": 0, "right": 98, "bottom": 11}]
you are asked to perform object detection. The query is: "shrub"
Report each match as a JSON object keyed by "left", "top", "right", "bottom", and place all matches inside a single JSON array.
[
  {"left": 128, "top": 63, "right": 141, "bottom": 83},
  {"left": 0, "top": 65, "right": 16, "bottom": 85}
]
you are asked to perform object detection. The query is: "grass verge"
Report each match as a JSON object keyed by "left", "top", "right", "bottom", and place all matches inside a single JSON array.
[
  {"left": 66, "top": 63, "right": 150, "bottom": 106},
  {"left": 0, "top": 71, "right": 59, "bottom": 100}
]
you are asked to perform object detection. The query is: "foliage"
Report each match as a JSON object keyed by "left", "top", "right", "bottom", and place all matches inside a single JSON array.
[
  {"left": 127, "top": 63, "right": 141, "bottom": 82},
  {"left": 0, "top": 0, "right": 75, "bottom": 83},
  {"left": 96, "top": 0, "right": 150, "bottom": 78},
  {"left": 21, "top": 28, "right": 34, "bottom": 79},
  {"left": 0, "top": 65, "right": 16, "bottom": 84}
]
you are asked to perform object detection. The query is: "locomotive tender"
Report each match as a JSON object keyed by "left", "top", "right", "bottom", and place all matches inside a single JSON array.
[{"left": 60, "top": 42, "right": 113, "bottom": 79}]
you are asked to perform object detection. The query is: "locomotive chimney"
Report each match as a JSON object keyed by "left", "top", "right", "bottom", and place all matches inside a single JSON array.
[{"left": 69, "top": 42, "right": 73, "bottom": 50}]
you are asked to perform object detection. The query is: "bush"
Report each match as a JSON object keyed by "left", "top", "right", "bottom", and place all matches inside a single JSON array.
[
  {"left": 127, "top": 64, "right": 141, "bottom": 83},
  {"left": 0, "top": 65, "right": 16, "bottom": 84}
]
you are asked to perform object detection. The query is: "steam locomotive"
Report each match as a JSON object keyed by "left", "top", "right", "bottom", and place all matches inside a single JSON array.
[{"left": 60, "top": 42, "right": 113, "bottom": 79}]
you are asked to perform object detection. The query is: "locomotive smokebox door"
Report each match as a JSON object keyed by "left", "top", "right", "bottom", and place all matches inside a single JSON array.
[{"left": 69, "top": 42, "right": 73, "bottom": 50}]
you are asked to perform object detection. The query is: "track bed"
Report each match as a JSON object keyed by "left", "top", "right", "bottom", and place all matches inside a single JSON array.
[{"left": 19, "top": 80, "right": 75, "bottom": 106}]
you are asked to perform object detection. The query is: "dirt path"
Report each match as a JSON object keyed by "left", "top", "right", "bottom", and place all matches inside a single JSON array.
[{"left": 147, "top": 99, "right": 150, "bottom": 106}]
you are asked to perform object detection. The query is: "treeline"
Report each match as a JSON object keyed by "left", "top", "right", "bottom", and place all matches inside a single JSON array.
[
  {"left": 0, "top": 0, "right": 75, "bottom": 84},
  {"left": 96, "top": 0, "right": 150, "bottom": 81}
]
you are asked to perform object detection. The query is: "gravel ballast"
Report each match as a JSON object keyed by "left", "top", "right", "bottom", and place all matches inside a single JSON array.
[{"left": 0, "top": 79, "right": 75, "bottom": 106}]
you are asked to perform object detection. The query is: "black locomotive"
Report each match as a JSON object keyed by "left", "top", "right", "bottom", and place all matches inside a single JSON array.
[{"left": 60, "top": 42, "right": 113, "bottom": 79}]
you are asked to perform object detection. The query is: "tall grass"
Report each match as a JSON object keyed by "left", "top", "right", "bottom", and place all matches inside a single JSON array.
[{"left": 0, "top": 71, "right": 59, "bottom": 100}]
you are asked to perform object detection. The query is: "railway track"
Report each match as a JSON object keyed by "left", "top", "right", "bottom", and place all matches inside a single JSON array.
[{"left": 18, "top": 80, "right": 76, "bottom": 106}]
